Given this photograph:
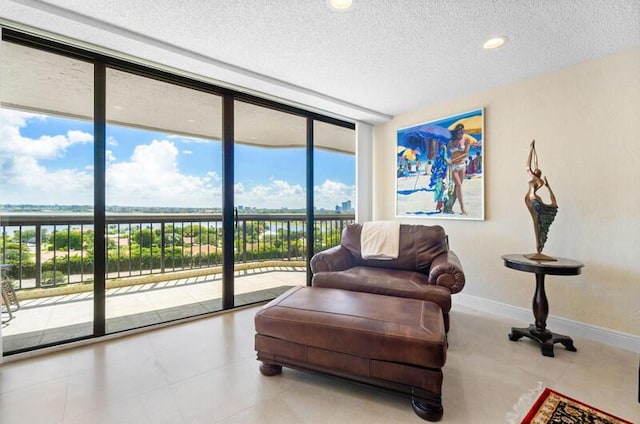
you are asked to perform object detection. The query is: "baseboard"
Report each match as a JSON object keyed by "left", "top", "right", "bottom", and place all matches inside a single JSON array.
[{"left": 455, "top": 293, "right": 640, "bottom": 353}]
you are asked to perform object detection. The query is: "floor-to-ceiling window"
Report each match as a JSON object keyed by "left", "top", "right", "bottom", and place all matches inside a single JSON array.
[
  {"left": 232, "top": 101, "right": 308, "bottom": 305},
  {"left": 104, "top": 68, "right": 223, "bottom": 333},
  {"left": 313, "top": 121, "right": 356, "bottom": 253},
  {"left": 0, "top": 27, "right": 355, "bottom": 355},
  {"left": 0, "top": 40, "right": 95, "bottom": 351}
]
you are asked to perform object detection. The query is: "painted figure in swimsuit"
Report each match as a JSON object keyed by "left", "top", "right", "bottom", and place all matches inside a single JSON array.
[{"left": 446, "top": 124, "right": 474, "bottom": 215}]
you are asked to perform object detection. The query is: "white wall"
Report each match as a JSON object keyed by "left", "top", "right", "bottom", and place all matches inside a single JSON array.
[
  {"left": 373, "top": 48, "right": 640, "bottom": 336},
  {"left": 355, "top": 122, "right": 373, "bottom": 223}
]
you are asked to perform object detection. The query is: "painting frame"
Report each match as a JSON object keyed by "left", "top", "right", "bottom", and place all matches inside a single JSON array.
[{"left": 395, "top": 108, "right": 485, "bottom": 220}]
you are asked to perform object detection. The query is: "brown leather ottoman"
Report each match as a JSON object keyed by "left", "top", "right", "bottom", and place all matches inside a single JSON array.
[{"left": 254, "top": 286, "right": 447, "bottom": 421}]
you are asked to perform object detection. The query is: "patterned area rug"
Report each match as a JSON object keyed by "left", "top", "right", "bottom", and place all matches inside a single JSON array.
[{"left": 521, "top": 387, "right": 632, "bottom": 424}]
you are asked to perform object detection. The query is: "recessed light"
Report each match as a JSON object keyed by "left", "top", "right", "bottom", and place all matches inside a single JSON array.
[
  {"left": 113, "top": 105, "right": 123, "bottom": 110},
  {"left": 328, "top": 0, "right": 353, "bottom": 11},
  {"left": 187, "top": 119, "right": 196, "bottom": 123},
  {"left": 483, "top": 35, "right": 507, "bottom": 50}
]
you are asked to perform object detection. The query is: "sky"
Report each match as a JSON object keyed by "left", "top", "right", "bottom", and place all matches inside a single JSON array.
[{"left": 0, "top": 109, "right": 355, "bottom": 210}]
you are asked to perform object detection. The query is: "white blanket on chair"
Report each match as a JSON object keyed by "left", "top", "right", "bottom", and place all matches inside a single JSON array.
[{"left": 360, "top": 221, "right": 400, "bottom": 260}]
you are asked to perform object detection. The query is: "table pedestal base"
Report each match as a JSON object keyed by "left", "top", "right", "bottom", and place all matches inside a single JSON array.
[{"left": 509, "top": 325, "right": 577, "bottom": 357}]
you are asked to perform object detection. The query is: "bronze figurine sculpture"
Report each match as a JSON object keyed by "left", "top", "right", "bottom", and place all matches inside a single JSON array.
[{"left": 525, "top": 140, "right": 558, "bottom": 261}]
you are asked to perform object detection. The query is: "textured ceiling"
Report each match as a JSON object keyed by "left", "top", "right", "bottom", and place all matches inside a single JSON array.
[{"left": 1, "top": 0, "right": 639, "bottom": 123}]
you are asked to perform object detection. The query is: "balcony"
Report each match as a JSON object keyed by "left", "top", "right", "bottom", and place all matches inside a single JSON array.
[{"left": 1, "top": 212, "right": 354, "bottom": 354}]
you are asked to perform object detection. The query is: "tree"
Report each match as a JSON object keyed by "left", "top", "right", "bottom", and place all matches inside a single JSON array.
[
  {"left": 2, "top": 242, "right": 31, "bottom": 261},
  {"left": 131, "top": 228, "right": 159, "bottom": 248},
  {"left": 237, "top": 222, "right": 262, "bottom": 243},
  {"left": 14, "top": 228, "right": 37, "bottom": 243},
  {"left": 314, "top": 225, "right": 341, "bottom": 250},
  {"left": 50, "top": 230, "right": 84, "bottom": 250},
  {"left": 1, "top": 242, "right": 33, "bottom": 274},
  {"left": 164, "top": 232, "right": 183, "bottom": 247}
]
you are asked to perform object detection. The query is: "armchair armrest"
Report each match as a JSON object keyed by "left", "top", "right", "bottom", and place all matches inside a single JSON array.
[
  {"left": 428, "top": 250, "right": 465, "bottom": 294},
  {"left": 310, "top": 245, "right": 355, "bottom": 274}
]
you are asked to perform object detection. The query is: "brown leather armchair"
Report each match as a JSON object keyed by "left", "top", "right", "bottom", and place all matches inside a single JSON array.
[{"left": 310, "top": 223, "right": 465, "bottom": 332}]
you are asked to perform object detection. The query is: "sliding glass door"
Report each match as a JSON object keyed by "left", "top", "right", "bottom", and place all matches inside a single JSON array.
[
  {"left": 313, "top": 121, "right": 356, "bottom": 254},
  {"left": 105, "top": 68, "right": 223, "bottom": 333},
  {"left": 0, "top": 40, "right": 95, "bottom": 352},
  {"left": 232, "top": 101, "right": 307, "bottom": 305}
]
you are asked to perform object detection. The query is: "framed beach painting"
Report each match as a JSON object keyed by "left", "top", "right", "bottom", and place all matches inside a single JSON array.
[{"left": 396, "top": 108, "right": 485, "bottom": 220}]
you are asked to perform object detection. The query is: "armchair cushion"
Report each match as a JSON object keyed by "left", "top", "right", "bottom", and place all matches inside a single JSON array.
[{"left": 312, "top": 267, "right": 452, "bottom": 313}]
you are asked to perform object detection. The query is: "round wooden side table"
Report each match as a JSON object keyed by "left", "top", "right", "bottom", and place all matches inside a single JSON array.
[{"left": 502, "top": 254, "right": 584, "bottom": 357}]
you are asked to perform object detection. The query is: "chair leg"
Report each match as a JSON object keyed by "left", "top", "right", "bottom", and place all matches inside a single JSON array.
[
  {"left": 1, "top": 291, "right": 13, "bottom": 323},
  {"left": 1, "top": 279, "right": 18, "bottom": 323}
]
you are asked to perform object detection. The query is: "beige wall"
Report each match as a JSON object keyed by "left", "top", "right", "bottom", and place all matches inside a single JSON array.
[{"left": 373, "top": 48, "right": 640, "bottom": 336}]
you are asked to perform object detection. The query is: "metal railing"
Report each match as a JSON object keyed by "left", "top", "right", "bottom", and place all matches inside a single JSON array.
[{"left": 0, "top": 213, "right": 354, "bottom": 290}]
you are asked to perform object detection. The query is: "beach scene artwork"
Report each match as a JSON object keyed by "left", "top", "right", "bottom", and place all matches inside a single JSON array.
[{"left": 396, "top": 109, "right": 484, "bottom": 220}]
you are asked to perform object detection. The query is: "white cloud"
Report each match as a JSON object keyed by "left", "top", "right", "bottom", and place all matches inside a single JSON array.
[
  {"left": 234, "top": 178, "right": 306, "bottom": 209},
  {"left": 0, "top": 110, "right": 221, "bottom": 208},
  {"left": 106, "top": 139, "right": 221, "bottom": 207},
  {"left": 204, "top": 171, "right": 221, "bottom": 184},
  {"left": 0, "top": 110, "right": 94, "bottom": 204},
  {"left": 107, "top": 136, "right": 119, "bottom": 147},
  {"left": 314, "top": 179, "right": 355, "bottom": 210},
  {"left": 232, "top": 178, "right": 353, "bottom": 210},
  {"left": 182, "top": 149, "right": 193, "bottom": 155},
  {"left": 0, "top": 155, "right": 93, "bottom": 204},
  {"left": 0, "top": 110, "right": 93, "bottom": 160},
  {"left": 0, "top": 109, "right": 45, "bottom": 128},
  {"left": 68, "top": 130, "right": 93, "bottom": 143}
]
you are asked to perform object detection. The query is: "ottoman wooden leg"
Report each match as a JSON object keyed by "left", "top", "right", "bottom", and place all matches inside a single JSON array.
[
  {"left": 259, "top": 362, "right": 282, "bottom": 376},
  {"left": 411, "top": 392, "right": 443, "bottom": 422}
]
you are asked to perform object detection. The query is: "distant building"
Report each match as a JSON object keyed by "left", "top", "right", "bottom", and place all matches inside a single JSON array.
[{"left": 335, "top": 200, "right": 353, "bottom": 213}]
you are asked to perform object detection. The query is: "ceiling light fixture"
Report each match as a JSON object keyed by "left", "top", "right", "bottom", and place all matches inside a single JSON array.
[
  {"left": 328, "top": 0, "right": 353, "bottom": 11},
  {"left": 483, "top": 35, "right": 507, "bottom": 50}
]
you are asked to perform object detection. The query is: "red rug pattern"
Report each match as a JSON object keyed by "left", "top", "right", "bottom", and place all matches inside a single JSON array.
[{"left": 521, "top": 387, "right": 633, "bottom": 424}]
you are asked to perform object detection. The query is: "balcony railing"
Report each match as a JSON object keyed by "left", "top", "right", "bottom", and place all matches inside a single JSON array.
[{"left": 0, "top": 213, "right": 354, "bottom": 291}]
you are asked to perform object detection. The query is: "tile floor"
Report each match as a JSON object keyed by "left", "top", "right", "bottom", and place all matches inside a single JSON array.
[{"left": 0, "top": 301, "right": 638, "bottom": 423}]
